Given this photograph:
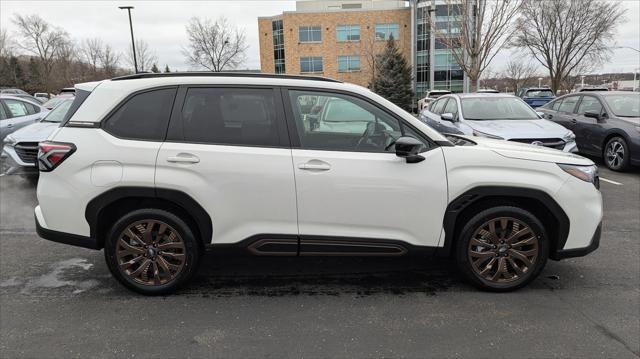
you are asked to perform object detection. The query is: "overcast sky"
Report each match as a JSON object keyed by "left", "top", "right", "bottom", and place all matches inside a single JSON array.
[{"left": 1, "top": 0, "right": 639, "bottom": 75}]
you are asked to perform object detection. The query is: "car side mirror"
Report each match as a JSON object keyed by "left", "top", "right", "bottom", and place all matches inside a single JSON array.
[
  {"left": 394, "top": 137, "right": 425, "bottom": 163},
  {"left": 441, "top": 112, "right": 455, "bottom": 122},
  {"left": 584, "top": 111, "right": 601, "bottom": 121},
  {"left": 536, "top": 111, "right": 544, "bottom": 118}
]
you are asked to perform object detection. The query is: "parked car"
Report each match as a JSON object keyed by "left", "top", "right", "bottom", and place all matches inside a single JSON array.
[
  {"left": 13, "top": 93, "right": 46, "bottom": 104},
  {"left": 42, "top": 92, "right": 75, "bottom": 110},
  {"left": 419, "top": 93, "right": 578, "bottom": 152},
  {"left": 577, "top": 86, "right": 609, "bottom": 92},
  {"left": 538, "top": 91, "right": 639, "bottom": 171},
  {"left": 0, "top": 95, "right": 49, "bottom": 142},
  {"left": 516, "top": 87, "right": 556, "bottom": 108},
  {"left": 477, "top": 88, "right": 499, "bottom": 93},
  {"left": 0, "top": 88, "right": 30, "bottom": 96},
  {"left": 34, "top": 93, "right": 51, "bottom": 102},
  {"left": 36, "top": 73, "right": 601, "bottom": 295},
  {"left": 2, "top": 98, "right": 73, "bottom": 174},
  {"left": 418, "top": 90, "right": 452, "bottom": 111}
]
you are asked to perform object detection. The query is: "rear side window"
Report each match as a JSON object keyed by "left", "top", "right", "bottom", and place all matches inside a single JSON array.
[
  {"left": 181, "top": 88, "right": 280, "bottom": 147},
  {"left": 61, "top": 89, "right": 92, "bottom": 126},
  {"left": 4, "top": 99, "right": 29, "bottom": 117},
  {"left": 551, "top": 100, "right": 561, "bottom": 111},
  {"left": 557, "top": 96, "right": 579, "bottom": 113},
  {"left": 104, "top": 88, "right": 177, "bottom": 141}
]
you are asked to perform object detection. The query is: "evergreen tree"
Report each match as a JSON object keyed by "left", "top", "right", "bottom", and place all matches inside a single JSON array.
[
  {"left": 370, "top": 36, "right": 413, "bottom": 112},
  {"left": 150, "top": 63, "right": 160, "bottom": 73},
  {"left": 164, "top": 65, "right": 171, "bottom": 73}
]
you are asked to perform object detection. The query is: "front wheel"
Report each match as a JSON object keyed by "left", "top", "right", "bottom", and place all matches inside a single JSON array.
[
  {"left": 455, "top": 206, "right": 548, "bottom": 292},
  {"left": 104, "top": 209, "right": 201, "bottom": 295},
  {"left": 604, "top": 136, "right": 630, "bottom": 171}
]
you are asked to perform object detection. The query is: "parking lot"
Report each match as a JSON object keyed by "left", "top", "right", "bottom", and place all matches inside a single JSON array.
[{"left": 0, "top": 161, "right": 638, "bottom": 358}]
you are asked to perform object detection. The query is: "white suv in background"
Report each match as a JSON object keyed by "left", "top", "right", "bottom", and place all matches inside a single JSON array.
[{"left": 36, "top": 73, "right": 602, "bottom": 295}]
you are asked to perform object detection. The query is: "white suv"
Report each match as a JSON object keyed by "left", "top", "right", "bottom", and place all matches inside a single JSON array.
[{"left": 35, "top": 73, "right": 603, "bottom": 295}]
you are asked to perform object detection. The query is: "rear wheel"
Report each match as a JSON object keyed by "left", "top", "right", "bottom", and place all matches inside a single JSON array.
[
  {"left": 604, "top": 136, "right": 630, "bottom": 171},
  {"left": 104, "top": 209, "right": 201, "bottom": 295},
  {"left": 455, "top": 206, "right": 548, "bottom": 291}
]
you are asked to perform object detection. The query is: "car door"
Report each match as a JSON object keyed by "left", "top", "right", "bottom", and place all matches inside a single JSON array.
[
  {"left": 573, "top": 95, "right": 605, "bottom": 155},
  {"left": 1, "top": 98, "right": 41, "bottom": 136},
  {"left": 155, "top": 86, "right": 298, "bottom": 249},
  {"left": 284, "top": 88, "right": 448, "bottom": 252},
  {"left": 420, "top": 97, "right": 458, "bottom": 134},
  {"left": 553, "top": 95, "right": 581, "bottom": 131}
]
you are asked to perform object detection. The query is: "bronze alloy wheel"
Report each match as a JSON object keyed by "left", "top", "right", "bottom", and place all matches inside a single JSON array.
[
  {"left": 467, "top": 217, "right": 539, "bottom": 283},
  {"left": 116, "top": 219, "right": 186, "bottom": 286}
]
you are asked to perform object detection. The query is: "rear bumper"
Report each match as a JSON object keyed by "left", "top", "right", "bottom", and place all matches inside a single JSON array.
[
  {"left": 551, "top": 222, "right": 601, "bottom": 260},
  {"left": 35, "top": 207, "right": 99, "bottom": 250}
]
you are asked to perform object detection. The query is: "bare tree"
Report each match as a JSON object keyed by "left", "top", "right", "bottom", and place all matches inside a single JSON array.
[
  {"left": 428, "top": 0, "right": 523, "bottom": 92},
  {"left": 12, "top": 14, "right": 70, "bottom": 91},
  {"left": 502, "top": 59, "right": 538, "bottom": 92},
  {"left": 125, "top": 39, "right": 157, "bottom": 72},
  {"left": 183, "top": 16, "right": 248, "bottom": 71},
  {"left": 0, "top": 28, "right": 14, "bottom": 58},
  {"left": 512, "top": 0, "right": 625, "bottom": 92},
  {"left": 80, "top": 38, "right": 103, "bottom": 73},
  {"left": 99, "top": 44, "right": 120, "bottom": 77}
]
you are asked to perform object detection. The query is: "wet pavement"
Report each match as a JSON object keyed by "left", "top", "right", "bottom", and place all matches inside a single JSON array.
[{"left": 0, "top": 163, "right": 639, "bottom": 358}]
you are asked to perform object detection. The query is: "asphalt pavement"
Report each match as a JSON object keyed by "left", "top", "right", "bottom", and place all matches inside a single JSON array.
[{"left": 0, "top": 163, "right": 638, "bottom": 358}]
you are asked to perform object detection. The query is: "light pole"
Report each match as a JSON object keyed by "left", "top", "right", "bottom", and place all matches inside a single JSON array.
[
  {"left": 538, "top": 77, "right": 542, "bottom": 87},
  {"left": 581, "top": 75, "right": 585, "bottom": 88},
  {"left": 119, "top": 6, "right": 137, "bottom": 73}
]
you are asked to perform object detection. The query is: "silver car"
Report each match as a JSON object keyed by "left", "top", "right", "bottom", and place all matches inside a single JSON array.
[
  {"left": 419, "top": 93, "right": 578, "bottom": 152},
  {"left": 0, "top": 95, "right": 49, "bottom": 142},
  {"left": 2, "top": 98, "right": 72, "bottom": 174}
]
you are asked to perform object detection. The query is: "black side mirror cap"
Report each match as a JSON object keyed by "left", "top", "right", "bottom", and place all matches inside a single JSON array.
[
  {"left": 395, "top": 136, "right": 425, "bottom": 163},
  {"left": 584, "top": 111, "right": 601, "bottom": 120}
]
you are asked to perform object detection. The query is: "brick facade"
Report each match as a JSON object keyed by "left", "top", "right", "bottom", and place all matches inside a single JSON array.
[{"left": 258, "top": 8, "right": 411, "bottom": 87}]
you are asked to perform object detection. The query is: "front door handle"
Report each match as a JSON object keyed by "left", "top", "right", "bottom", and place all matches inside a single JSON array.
[
  {"left": 167, "top": 153, "right": 200, "bottom": 164},
  {"left": 571, "top": 118, "right": 578, "bottom": 124},
  {"left": 6, "top": 123, "right": 12, "bottom": 128},
  {"left": 298, "top": 161, "right": 331, "bottom": 171}
]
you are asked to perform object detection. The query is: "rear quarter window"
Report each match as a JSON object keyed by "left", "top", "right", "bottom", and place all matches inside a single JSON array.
[{"left": 103, "top": 88, "right": 177, "bottom": 141}]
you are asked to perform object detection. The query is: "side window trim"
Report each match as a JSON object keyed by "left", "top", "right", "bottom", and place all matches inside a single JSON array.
[
  {"left": 165, "top": 85, "right": 291, "bottom": 148},
  {"left": 281, "top": 86, "right": 437, "bottom": 152},
  {"left": 100, "top": 86, "right": 178, "bottom": 142}
]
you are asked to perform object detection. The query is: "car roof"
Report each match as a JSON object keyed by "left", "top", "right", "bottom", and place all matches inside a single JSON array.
[
  {"left": 450, "top": 93, "right": 516, "bottom": 99},
  {"left": 0, "top": 95, "right": 44, "bottom": 107}
]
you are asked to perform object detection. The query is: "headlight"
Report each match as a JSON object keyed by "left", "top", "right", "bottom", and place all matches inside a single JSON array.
[
  {"left": 3, "top": 135, "right": 16, "bottom": 146},
  {"left": 558, "top": 164, "right": 598, "bottom": 187},
  {"left": 563, "top": 131, "right": 576, "bottom": 141},
  {"left": 472, "top": 130, "right": 504, "bottom": 140}
]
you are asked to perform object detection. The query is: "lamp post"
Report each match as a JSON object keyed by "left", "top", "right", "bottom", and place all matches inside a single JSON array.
[
  {"left": 119, "top": 6, "right": 137, "bottom": 73},
  {"left": 538, "top": 77, "right": 542, "bottom": 87},
  {"left": 581, "top": 75, "right": 585, "bottom": 88}
]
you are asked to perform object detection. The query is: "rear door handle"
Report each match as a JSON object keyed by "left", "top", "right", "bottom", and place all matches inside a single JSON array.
[
  {"left": 167, "top": 154, "right": 200, "bottom": 164},
  {"left": 298, "top": 161, "right": 331, "bottom": 171}
]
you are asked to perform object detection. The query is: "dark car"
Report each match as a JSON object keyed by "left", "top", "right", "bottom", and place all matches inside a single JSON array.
[
  {"left": 516, "top": 87, "right": 556, "bottom": 108},
  {"left": 538, "top": 91, "right": 640, "bottom": 171}
]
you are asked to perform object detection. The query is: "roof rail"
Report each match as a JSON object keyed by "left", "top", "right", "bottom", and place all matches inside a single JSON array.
[{"left": 111, "top": 71, "right": 342, "bottom": 83}]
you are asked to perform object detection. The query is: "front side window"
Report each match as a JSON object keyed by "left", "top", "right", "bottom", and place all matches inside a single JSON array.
[
  {"left": 336, "top": 25, "right": 360, "bottom": 41},
  {"left": 299, "top": 26, "right": 321, "bottom": 42},
  {"left": 300, "top": 57, "right": 323, "bottom": 73},
  {"left": 443, "top": 97, "right": 458, "bottom": 116},
  {"left": 461, "top": 97, "right": 539, "bottom": 120},
  {"left": 576, "top": 96, "right": 603, "bottom": 115},
  {"left": 103, "top": 88, "right": 176, "bottom": 141},
  {"left": 557, "top": 96, "right": 579, "bottom": 113},
  {"left": 181, "top": 88, "right": 280, "bottom": 147},
  {"left": 375, "top": 23, "right": 399, "bottom": 40},
  {"left": 550, "top": 99, "right": 561, "bottom": 111},
  {"left": 431, "top": 98, "right": 447, "bottom": 114},
  {"left": 288, "top": 90, "right": 427, "bottom": 153},
  {"left": 337, "top": 56, "right": 360, "bottom": 72},
  {"left": 4, "top": 99, "right": 29, "bottom": 117}
]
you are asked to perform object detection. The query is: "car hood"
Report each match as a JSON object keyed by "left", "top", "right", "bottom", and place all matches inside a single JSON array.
[
  {"left": 465, "top": 119, "right": 570, "bottom": 140},
  {"left": 9, "top": 121, "right": 59, "bottom": 142},
  {"left": 466, "top": 136, "right": 593, "bottom": 165},
  {"left": 618, "top": 116, "right": 640, "bottom": 125}
]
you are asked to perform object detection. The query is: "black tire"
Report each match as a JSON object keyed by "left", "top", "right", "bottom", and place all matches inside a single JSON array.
[
  {"left": 604, "top": 136, "right": 630, "bottom": 171},
  {"left": 455, "top": 206, "right": 548, "bottom": 292},
  {"left": 104, "top": 208, "right": 201, "bottom": 295}
]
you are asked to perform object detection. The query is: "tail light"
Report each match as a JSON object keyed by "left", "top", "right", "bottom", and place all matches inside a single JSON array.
[{"left": 38, "top": 141, "right": 76, "bottom": 172}]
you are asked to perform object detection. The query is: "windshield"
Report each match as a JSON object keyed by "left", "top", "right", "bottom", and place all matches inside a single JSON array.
[
  {"left": 42, "top": 100, "right": 73, "bottom": 123},
  {"left": 603, "top": 94, "right": 640, "bottom": 117},
  {"left": 461, "top": 97, "right": 539, "bottom": 121},
  {"left": 526, "top": 89, "right": 554, "bottom": 98},
  {"left": 43, "top": 96, "right": 72, "bottom": 109}
]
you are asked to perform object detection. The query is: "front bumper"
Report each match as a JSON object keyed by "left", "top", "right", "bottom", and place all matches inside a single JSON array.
[
  {"left": 2, "top": 145, "right": 38, "bottom": 175},
  {"left": 35, "top": 207, "right": 99, "bottom": 250},
  {"left": 551, "top": 222, "right": 601, "bottom": 260}
]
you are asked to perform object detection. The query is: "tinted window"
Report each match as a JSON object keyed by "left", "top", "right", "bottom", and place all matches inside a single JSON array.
[
  {"left": 4, "top": 99, "right": 29, "bottom": 117},
  {"left": 576, "top": 96, "right": 603, "bottom": 115},
  {"left": 24, "top": 102, "right": 40, "bottom": 115},
  {"left": 104, "top": 88, "right": 176, "bottom": 141},
  {"left": 551, "top": 100, "right": 561, "bottom": 111},
  {"left": 299, "top": 26, "right": 321, "bottom": 42},
  {"left": 288, "top": 90, "right": 427, "bottom": 153},
  {"left": 558, "top": 96, "right": 579, "bottom": 113},
  {"left": 181, "top": 88, "right": 280, "bottom": 147},
  {"left": 0, "top": 104, "right": 6, "bottom": 121}
]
